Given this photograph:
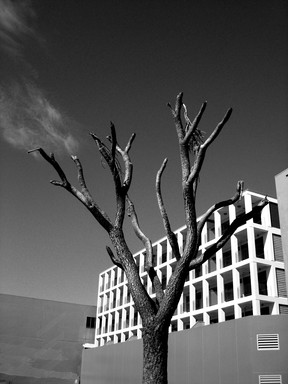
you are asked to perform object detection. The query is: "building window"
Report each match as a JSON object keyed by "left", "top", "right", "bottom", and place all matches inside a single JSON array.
[
  {"left": 239, "top": 269, "right": 251, "bottom": 297},
  {"left": 133, "top": 309, "right": 138, "bottom": 326},
  {"left": 181, "top": 228, "right": 187, "bottom": 251},
  {"left": 171, "top": 321, "right": 177, "bottom": 332},
  {"left": 86, "top": 316, "right": 96, "bottom": 329},
  {"left": 195, "top": 260, "right": 202, "bottom": 278},
  {"left": 257, "top": 334, "right": 280, "bottom": 350},
  {"left": 238, "top": 242, "right": 249, "bottom": 261},
  {"left": 270, "top": 203, "right": 280, "bottom": 228},
  {"left": 255, "top": 236, "right": 265, "bottom": 259},
  {"left": 207, "top": 217, "right": 215, "bottom": 242},
  {"left": 208, "top": 278, "right": 217, "bottom": 306},
  {"left": 97, "top": 317, "right": 102, "bottom": 334},
  {"left": 183, "top": 292, "right": 190, "bottom": 312},
  {"left": 161, "top": 268, "right": 167, "bottom": 290},
  {"left": 258, "top": 270, "right": 268, "bottom": 296},
  {"left": 208, "top": 255, "right": 216, "bottom": 273},
  {"left": 161, "top": 241, "right": 167, "bottom": 264},
  {"left": 195, "top": 283, "right": 203, "bottom": 310},
  {"left": 223, "top": 248, "right": 232, "bottom": 267}
]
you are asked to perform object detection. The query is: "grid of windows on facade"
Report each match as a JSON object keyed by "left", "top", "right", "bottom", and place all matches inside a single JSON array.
[{"left": 95, "top": 191, "right": 288, "bottom": 346}]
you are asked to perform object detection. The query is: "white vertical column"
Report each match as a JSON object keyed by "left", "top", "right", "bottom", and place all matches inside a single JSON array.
[
  {"left": 214, "top": 211, "right": 222, "bottom": 239},
  {"left": 115, "top": 310, "right": 119, "bottom": 332},
  {"left": 217, "top": 274, "right": 224, "bottom": 305},
  {"left": 267, "top": 266, "right": 277, "bottom": 297},
  {"left": 233, "top": 268, "right": 240, "bottom": 301},
  {"left": 234, "top": 304, "right": 242, "bottom": 319},
  {"left": 231, "top": 234, "right": 238, "bottom": 264},
  {"left": 107, "top": 312, "right": 112, "bottom": 334},
  {"left": 228, "top": 203, "right": 236, "bottom": 223},
  {"left": 250, "top": 262, "right": 259, "bottom": 297},
  {"left": 250, "top": 262, "right": 261, "bottom": 315},
  {"left": 203, "top": 279, "right": 209, "bottom": 309},
  {"left": 218, "top": 308, "right": 225, "bottom": 323},
  {"left": 178, "top": 292, "right": 184, "bottom": 315}
]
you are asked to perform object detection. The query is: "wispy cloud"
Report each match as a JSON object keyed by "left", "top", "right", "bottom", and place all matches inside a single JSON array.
[
  {"left": 0, "top": 81, "right": 79, "bottom": 154},
  {"left": 0, "top": 0, "right": 37, "bottom": 58},
  {"left": 0, "top": 0, "right": 80, "bottom": 155}
]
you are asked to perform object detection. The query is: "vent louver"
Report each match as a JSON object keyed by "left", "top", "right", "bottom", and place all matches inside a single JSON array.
[
  {"left": 257, "top": 334, "right": 280, "bottom": 350},
  {"left": 259, "top": 374, "right": 282, "bottom": 384}
]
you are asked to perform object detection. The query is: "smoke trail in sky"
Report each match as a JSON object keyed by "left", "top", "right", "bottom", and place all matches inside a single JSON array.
[{"left": 0, "top": 0, "right": 79, "bottom": 154}]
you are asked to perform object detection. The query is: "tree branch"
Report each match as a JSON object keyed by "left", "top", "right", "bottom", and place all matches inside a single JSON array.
[
  {"left": 90, "top": 132, "right": 122, "bottom": 192},
  {"left": 110, "top": 122, "right": 117, "bottom": 173},
  {"left": 28, "top": 147, "right": 113, "bottom": 232},
  {"left": 127, "top": 196, "right": 164, "bottom": 303},
  {"left": 187, "top": 107, "right": 233, "bottom": 185},
  {"left": 156, "top": 158, "right": 181, "bottom": 260},
  {"left": 106, "top": 246, "right": 124, "bottom": 270},
  {"left": 189, "top": 196, "right": 269, "bottom": 270},
  {"left": 181, "top": 101, "right": 207, "bottom": 146},
  {"left": 197, "top": 180, "right": 244, "bottom": 242},
  {"left": 108, "top": 133, "right": 136, "bottom": 192}
]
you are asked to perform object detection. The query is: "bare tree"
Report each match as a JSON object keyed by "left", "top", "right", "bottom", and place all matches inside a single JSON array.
[{"left": 29, "top": 93, "right": 268, "bottom": 384}]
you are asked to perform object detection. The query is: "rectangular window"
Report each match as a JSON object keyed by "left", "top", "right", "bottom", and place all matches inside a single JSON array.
[
  {"left": 134, "top": 310, "right": 138, "bottom": 326},
  {"left": 97, "top": 317, "right": 102, "bottom": 334},
  {"left": 270, "top": 203, "right": 280, "bottom": 228},
  {"left": 182, "top": 228, "right": 187, "bottom": 251},
  {"left": 161, "top": 241, "right": 167, "bottom": 264},
  {"left": 195, "top": 285, "right": 203, "bottom": 310},
  {"left": 86, "top": 316, "right": 96, "bottom": 329},
  {"left": 224, "top": 281, "right": 234, "bottom": 302},
  {"left": 207, "top": 217, "right": 215, "bottom": 242},
  {"left": 223, "top": 249, "right": 232, "bottom": 267},
  {"left": 257, "top": 334, "right": 280, "bottom": 350},
  {"left": 238, "top": 242, "right": 249, "bottom": 261},
  {"left": 183, "top": 292, "right": 190, "bottom": 312},
  {"left": 195, "top": 263, "right": 202, "bottom": 278},
  {"left": 255, "top": 236, "right": 265, "bottom": 258},
  {"left": 208, "top": 255, "right": 216, "bottom": 273},
  {"left": 118, "top": 311, "right": 122, "bottom": 330},
  {"left": 258, "top": 270, "right": 268, "bottom": 295}
]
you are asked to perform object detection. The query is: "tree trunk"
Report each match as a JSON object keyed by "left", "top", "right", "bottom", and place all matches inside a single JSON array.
[{"left": 142, "top": 324, "right": 169, "bottom": 384}]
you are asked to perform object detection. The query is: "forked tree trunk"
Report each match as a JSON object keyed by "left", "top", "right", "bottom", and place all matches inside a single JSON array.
[
  {"left": 142, "top": 324, "right": 169, "bottom": 384},
  {"left": 29, "top": 94, "right": 268, "bottom": 384}
]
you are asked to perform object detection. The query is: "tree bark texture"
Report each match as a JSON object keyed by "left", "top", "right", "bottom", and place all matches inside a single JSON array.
[{"left": 142, "top": 324, "right": 169, "bottom": 384}]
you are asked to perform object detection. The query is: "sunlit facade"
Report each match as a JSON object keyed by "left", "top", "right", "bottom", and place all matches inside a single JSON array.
[{"left": 95, "top": 191, "right": 287, "bottom": 347}]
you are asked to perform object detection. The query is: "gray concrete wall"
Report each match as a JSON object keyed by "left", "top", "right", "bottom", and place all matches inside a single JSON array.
[
  {"left": 275, "top": 169, "right": 288, "bottom": 291},
  {"left": 0, "top": 294, "right": 96, "bottom": 384},
  {"left": 81, "top": 315, "right": 288, "bottom": 384}
]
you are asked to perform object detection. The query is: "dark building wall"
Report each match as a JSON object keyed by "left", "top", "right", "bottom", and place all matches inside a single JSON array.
[
  {"left": 81, "top": 315, "right": 288, "bottom": 384},
  {"left": 0, "top": 294, "right": 96, "bottom": 384}
]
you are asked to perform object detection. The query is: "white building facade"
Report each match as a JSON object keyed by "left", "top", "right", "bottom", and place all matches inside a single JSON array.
[{"left": 95, "top": 191, "right": 288, "bottom": 347}]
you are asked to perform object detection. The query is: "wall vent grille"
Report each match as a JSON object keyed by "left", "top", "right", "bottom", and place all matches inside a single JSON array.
[
  {"left": 258, "top": 374, "right": 282, "bottom": 384},
  {"left": 257, "top": 334, "right": 280, "bottom": 350}
]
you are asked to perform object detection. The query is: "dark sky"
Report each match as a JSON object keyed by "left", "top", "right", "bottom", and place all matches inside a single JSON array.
[{"left": 0, "top": 0, "right": 287, "bottom": 305}]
